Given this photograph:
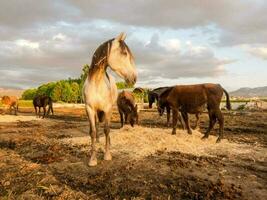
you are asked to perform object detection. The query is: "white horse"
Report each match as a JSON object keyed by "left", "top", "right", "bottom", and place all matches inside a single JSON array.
[{"left": 83, "top": 33, "right": 137, "bottom": 166}]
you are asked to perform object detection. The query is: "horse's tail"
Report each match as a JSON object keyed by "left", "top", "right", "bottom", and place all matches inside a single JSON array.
[
  {"left": 97, "top": 111, "right": 105, "bottom": 123},
  {"left": 222, "top": 87, "right": 231, "bottom": 110}
]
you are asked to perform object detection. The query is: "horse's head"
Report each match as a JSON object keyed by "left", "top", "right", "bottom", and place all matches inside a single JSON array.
[
  {"left": 108, "top": 33, "right": 137, "bottom": 85},
  {"left": 148, "top": 92, "right": 156, "bottom": 108},
  {"left": 157, "top": 99, "right": 165, "bottom": 116}
]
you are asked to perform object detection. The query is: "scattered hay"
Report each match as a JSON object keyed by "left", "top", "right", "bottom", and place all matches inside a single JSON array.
[
  {"left": 61, "top": 126, "right": 267, "bottom": 162},
  {"left": 0, "top": 115, "right": 41, "bottom": 122}
]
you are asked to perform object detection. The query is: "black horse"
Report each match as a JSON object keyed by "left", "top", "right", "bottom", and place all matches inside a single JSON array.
[
  {"left": 148, "top": 87, "right": 171, "bottom": 108},
  {"left": 33, "top": 95, "right": 54, "bottom": 118}
]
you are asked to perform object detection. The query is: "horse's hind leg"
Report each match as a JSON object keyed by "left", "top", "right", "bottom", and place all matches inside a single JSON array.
[
  {"left": 104, "top": 112, "right": 112, "bottom": 161},
  {"left": 202, "top": 110, "right": 216, "bottom": 140},
  {"left": 34, "top": 106, "right": 38, "bottom": 117},
  {"left": 85, "top": 105, "right": 98, "bottom": 166},
  {"left": 38, "top": 107, "right": 41, "bottom": 118},
  {"left": 193, "top": 113, "right": 200, "bottom": 130},
  {"left": 215, "top": 109, "right": 224, "bottom": 143},
  {"left": 181, "top": 111, "right": 192, "bottom": 134}
]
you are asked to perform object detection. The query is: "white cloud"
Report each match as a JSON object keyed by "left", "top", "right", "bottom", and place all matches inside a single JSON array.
[
  {"left": 15, "top": 39, "right": 39, "bottom": 49},
  {"left": 53, "top": 33, "right": 67, "bottom": 41},
  {"left": 161, "top": 39, "right": 181, "bottom": 52},
  {"left": 247, "top": 47, "right": 267, "bottom": 60}
]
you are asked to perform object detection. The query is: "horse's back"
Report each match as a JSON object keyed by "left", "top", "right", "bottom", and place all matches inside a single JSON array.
[
  {"left": 1, "top": 96, "right": 18, "bottom": 106},
  {"left": 117, "top": 91, "right": 135, "bottom": 111}
]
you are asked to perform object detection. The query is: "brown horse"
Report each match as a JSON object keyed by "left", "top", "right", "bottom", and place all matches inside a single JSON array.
[
  {"left": 117, "top": 91, "right": 138, "bottom": 127},
  {"left": 158, "top": 83, "right": 231, "bottom": 143},
  {"left": 1, "top": 96, "right": 18, "bottom": 115},
  {"left": 83, "top": 33, "right": 137, "bottom": 166},
  {"left": 149, "top": 87, "right": 200, "bottom": 128}
]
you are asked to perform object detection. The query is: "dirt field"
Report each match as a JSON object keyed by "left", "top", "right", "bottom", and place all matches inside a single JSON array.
[{"left": 0, "top": 107, "right": 266, "bottom": 200}]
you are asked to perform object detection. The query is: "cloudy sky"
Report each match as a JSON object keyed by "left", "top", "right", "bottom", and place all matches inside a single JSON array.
[{"left": 0, "top": 0, "right": 267, "bottom": 91}]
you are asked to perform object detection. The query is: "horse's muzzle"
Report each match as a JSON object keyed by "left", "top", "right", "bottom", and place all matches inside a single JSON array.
[{"left": 126, "top": 75, "right": 137, "bottom": 85}]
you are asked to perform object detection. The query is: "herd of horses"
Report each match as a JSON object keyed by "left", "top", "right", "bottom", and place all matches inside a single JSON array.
[{"left": 1, "top": 33, "right": 232, "bottom": 166}]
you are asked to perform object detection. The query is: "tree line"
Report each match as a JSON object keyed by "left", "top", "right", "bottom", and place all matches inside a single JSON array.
[{"left": 21, "top": 65, "right": 134, "bottom": 103}]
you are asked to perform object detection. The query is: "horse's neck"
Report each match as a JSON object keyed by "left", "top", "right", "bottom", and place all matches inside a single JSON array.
[{"left": 89, "top": 64, "right": 107, "bottom": 82}]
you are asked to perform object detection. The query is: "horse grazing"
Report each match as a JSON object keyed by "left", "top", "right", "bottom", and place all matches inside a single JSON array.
[
  {"left": 83, "top": 33, "right": 137, "bottom": 166},
  {"left": 117, "top": 91, "right": 138, "bottom": 127},
  {"left": 33, "top": 95, "right": 54, "bottom": 118},
  {"left": 148, "top": 87, "right": 170, "bottom": 108},
  {"left": 1, "top": 96, "right": 18, "bottom": 115},
  {"left": 158, "top": 83, "right": 231, "bottom": 143}
]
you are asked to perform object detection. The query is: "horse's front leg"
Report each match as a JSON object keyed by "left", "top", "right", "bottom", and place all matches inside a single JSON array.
[
  {"left": 166, "top": 106, "right": 171, "bottom": 127},
  {"left": 43, "top": 106, "right": 46, "bottom": 118},
  {"left": 104, "top": 111, "right": 112, "bottom": 161},
  {"left": 119, "top": 110, "right": 124, "bottom": 128},
  {"left": 85, "top": 105, "right": 98, "bottom": 166}
]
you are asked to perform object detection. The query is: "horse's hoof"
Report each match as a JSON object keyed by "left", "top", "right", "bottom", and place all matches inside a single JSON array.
[
  {"left": 172, "top": 131, "right": 176, "bottom": 135},
  {"left": 188, "top": 130, "right": 192, "bottom": 135},
  {"left": 88, "top": 159, "right": 97, "bottom": 166},
  {"left": 104, "top": 152, "right": 112, "bottom": 161},
  {"left": 96, "top": 138, "right": 100, "bottom": 143}
]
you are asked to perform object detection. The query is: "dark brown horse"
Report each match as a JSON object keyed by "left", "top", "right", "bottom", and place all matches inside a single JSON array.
[
  {"left": 1, "top": 96, "right": 18, "bottom": 115},
  {"left": 117, "top": 91, "right": 138, "bottom": 127},
  {"left": 158, "top": 83, "right": 231, "bottom": 143},
  {"left": 33, "top": 95, "right": 54, "bottom": 118},
  {"left": 149, "top": 87, "right": 201, "bottom": 128}
]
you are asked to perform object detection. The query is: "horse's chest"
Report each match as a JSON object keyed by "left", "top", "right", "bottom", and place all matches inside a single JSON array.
[{"left": 84, "top": 81, "right": 116, "bottom": 110}]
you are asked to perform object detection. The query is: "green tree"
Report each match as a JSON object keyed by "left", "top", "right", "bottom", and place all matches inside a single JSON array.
[
  {"left": 21, "top": 88, "right": 37, "bottom": 100},
  {"left": 51, "top": 81, "right": 63, "bottom": 102},
  {"left": 70, "top": 82, "right": 80, "bottom": 103},
  {"left": 80, "top": 64, "right": 90, "bottom": 83},
  {"left": 36, "top": 82, "right": 56, "bottom": 97},
  {"left": 116, "top": 81, "right": 134, "bottom": 89},
  {"left": 62, "top": 82, "right": 72, "bottom": 102}
]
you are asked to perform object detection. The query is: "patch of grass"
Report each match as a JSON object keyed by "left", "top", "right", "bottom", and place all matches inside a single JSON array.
[{"left": 18, "top": 100, "right": 33, "bottom": 107}]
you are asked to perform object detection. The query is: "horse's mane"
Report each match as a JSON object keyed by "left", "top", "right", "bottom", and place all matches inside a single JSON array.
[
  {"left": 159, "top": 87, "right": 173, "bottom": 99},
  {"left": 89, "top": 39, "right": 114, "bottom": 75},
  {"left": 89, "top": 38, "right": 133, "bottom": 76}
]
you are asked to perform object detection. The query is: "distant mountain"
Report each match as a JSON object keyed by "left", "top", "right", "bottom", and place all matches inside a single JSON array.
[
  {"left": 230, "top": 86, "right": 267, "bottom": 97},
  {"left": 0, "top": 88, "right": 24, "bottom": 98}
]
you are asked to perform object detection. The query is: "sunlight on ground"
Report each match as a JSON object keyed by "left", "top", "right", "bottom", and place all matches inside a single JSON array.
[
  {"left": 0, "top": 115, "right": 41, "bottom": 122},
  {"left": 62, "top": 125, "right": 266, "bottom": 162}
]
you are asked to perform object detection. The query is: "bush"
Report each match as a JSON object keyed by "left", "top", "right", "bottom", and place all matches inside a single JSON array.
[
  {"left": 237, "top": 104, "right": 246, "bottom": 110},
  {"left": 21, "top": 88, "right": 37, "bottom": 100}
]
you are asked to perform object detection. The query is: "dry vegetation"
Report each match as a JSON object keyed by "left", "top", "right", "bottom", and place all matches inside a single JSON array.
[{"left": 0, "top": 107, "right": 266, "bottom": 199}]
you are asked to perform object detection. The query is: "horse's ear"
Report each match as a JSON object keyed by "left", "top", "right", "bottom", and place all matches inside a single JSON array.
[{"left": 116, "top": 32, "right": 126, "bottom": 41}]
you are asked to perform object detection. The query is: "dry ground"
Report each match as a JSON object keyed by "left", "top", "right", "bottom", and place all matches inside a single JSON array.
[{"left": 0, "top": 107, "right": 266, "bottom": 200}]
